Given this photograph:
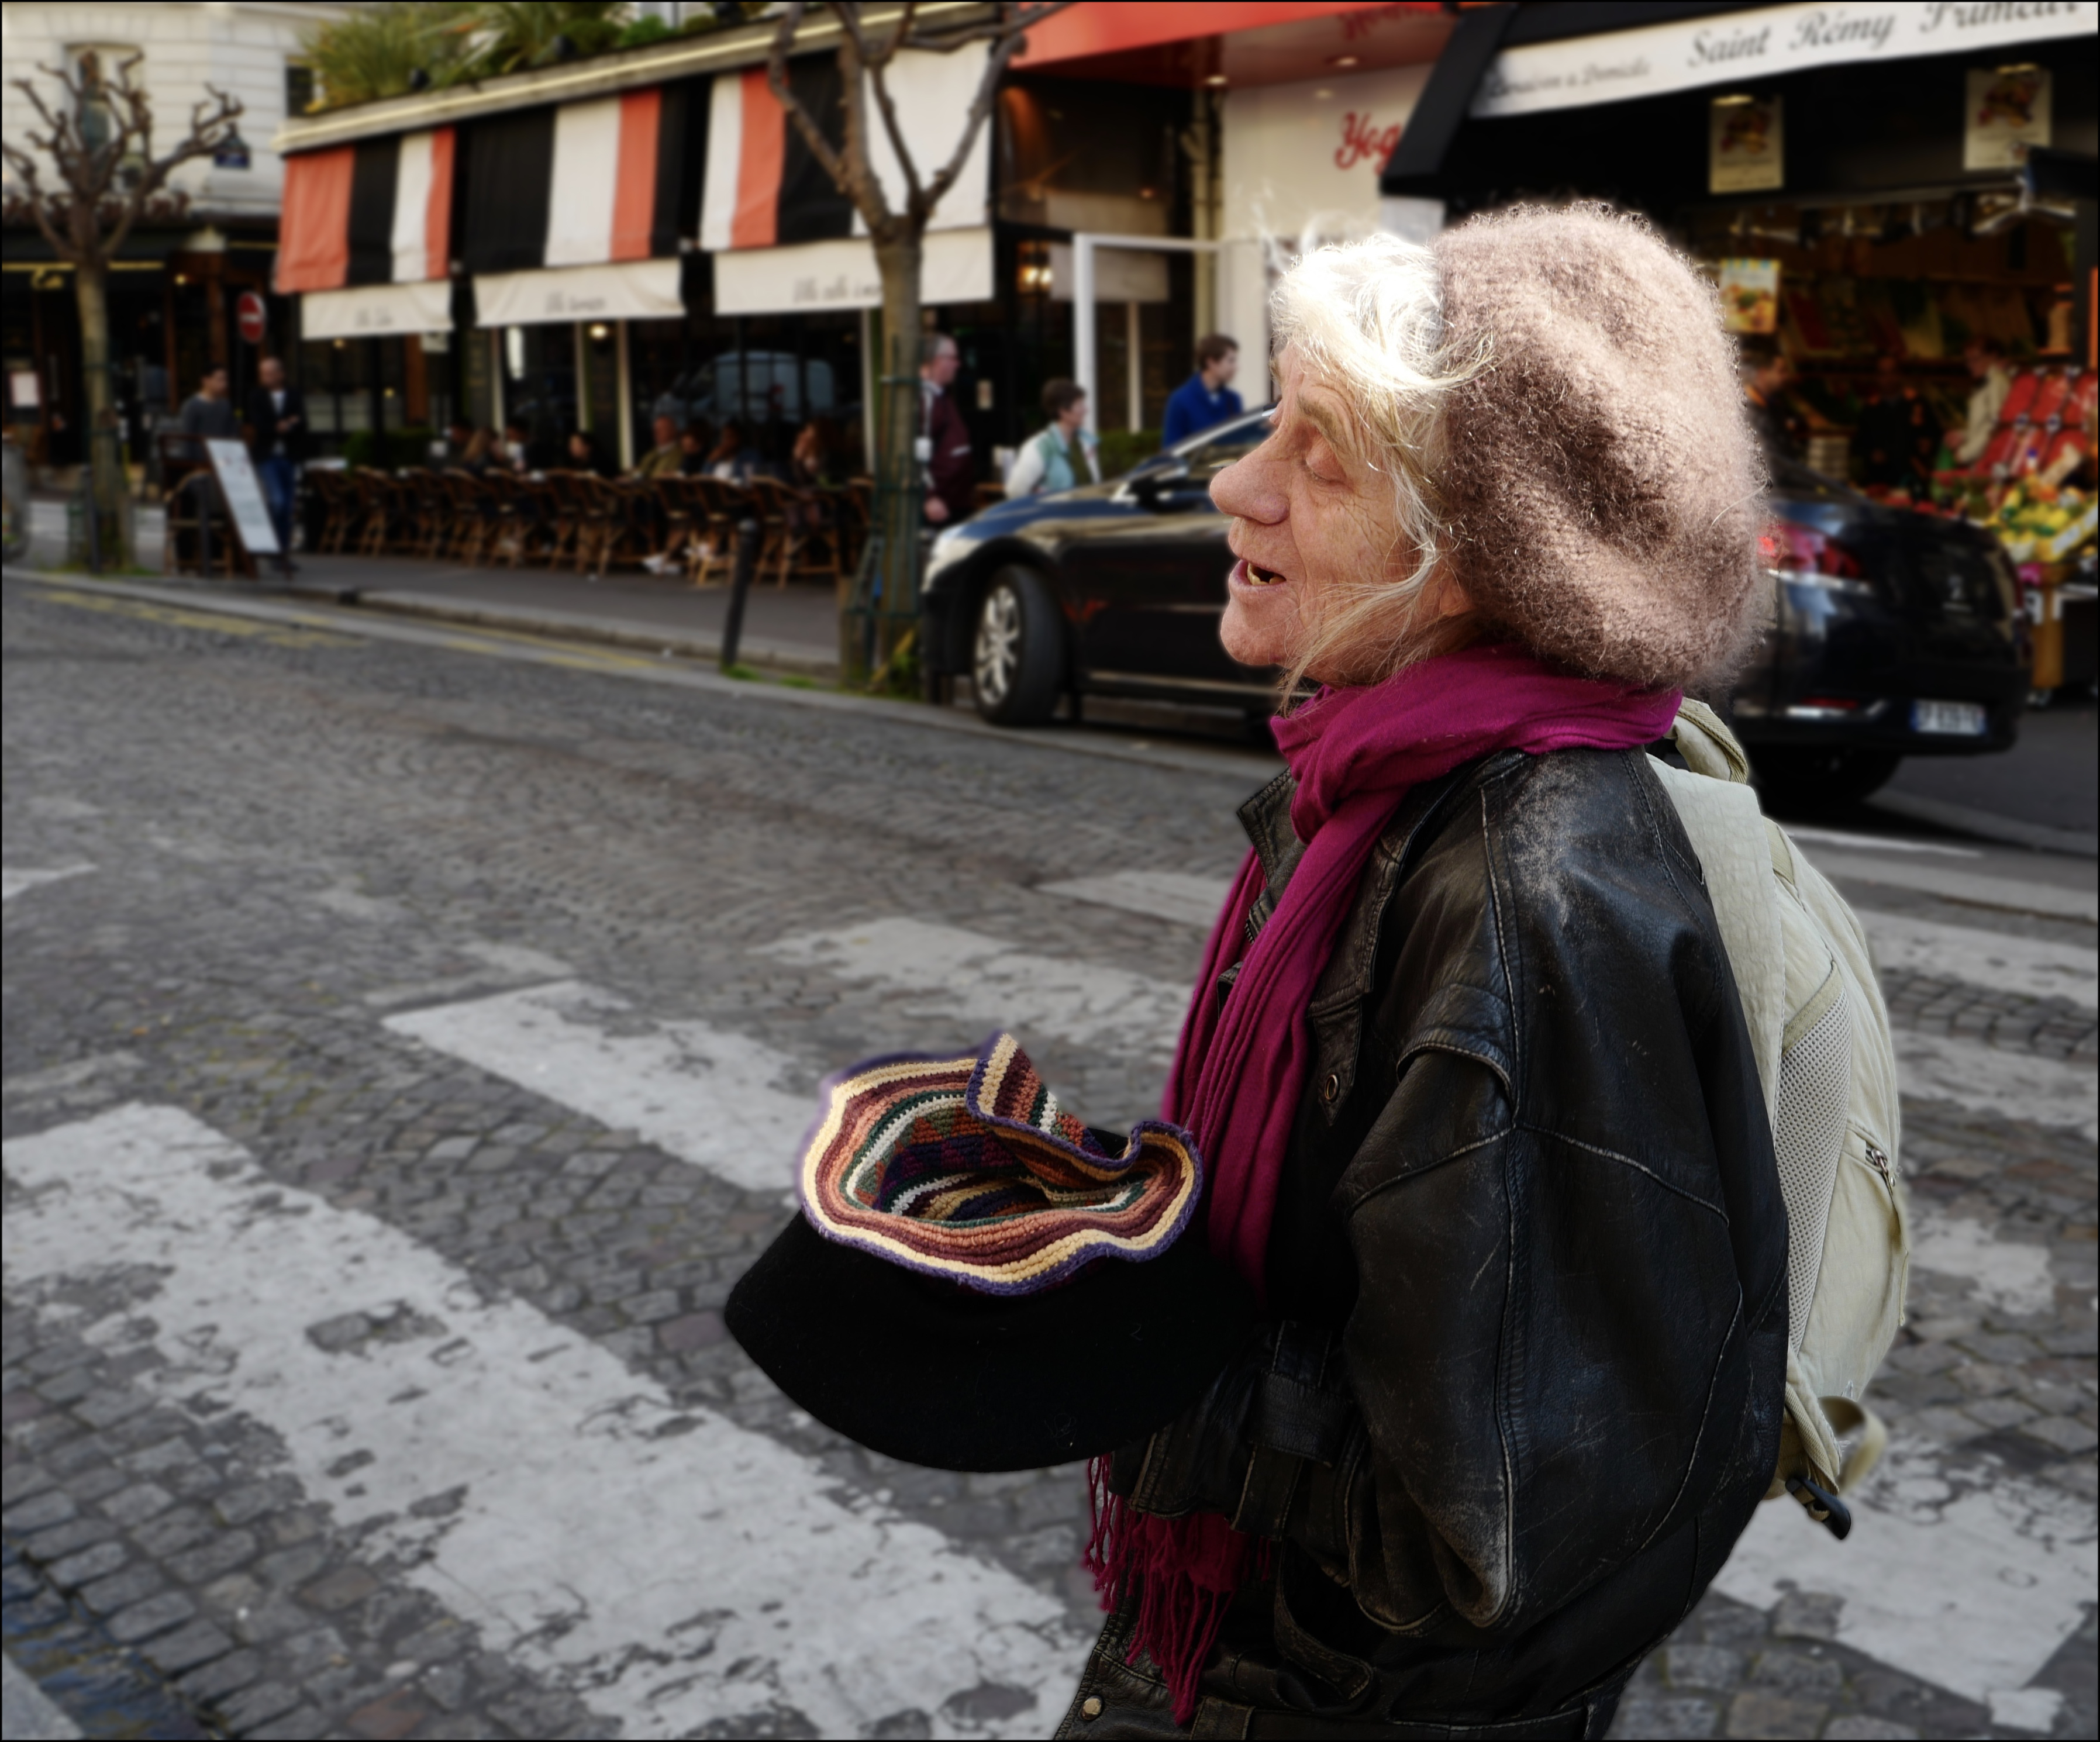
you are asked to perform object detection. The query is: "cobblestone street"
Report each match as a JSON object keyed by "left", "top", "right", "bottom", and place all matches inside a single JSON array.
[{"left": 3, "top": 574, "right": 2094, "bottom": 1741}]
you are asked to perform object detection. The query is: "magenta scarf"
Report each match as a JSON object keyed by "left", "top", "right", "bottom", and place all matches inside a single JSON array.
[{"left": 1088, "top": 643, "right": 1683, "bottom": 1723}]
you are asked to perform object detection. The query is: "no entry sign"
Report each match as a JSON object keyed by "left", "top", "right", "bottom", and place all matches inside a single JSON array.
[{"left": 236, "top": 291, "right": 267, "bottom": 347}]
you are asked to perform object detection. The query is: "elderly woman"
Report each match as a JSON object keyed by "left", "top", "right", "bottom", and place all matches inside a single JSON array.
[{"left": 1065, "top": 207, "right": 1785, "bottom": 1738}]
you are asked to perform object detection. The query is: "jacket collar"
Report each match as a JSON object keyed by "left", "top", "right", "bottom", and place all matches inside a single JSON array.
[{"left": 1235, "top": 751, "right": 1518, "bottom": 1008}]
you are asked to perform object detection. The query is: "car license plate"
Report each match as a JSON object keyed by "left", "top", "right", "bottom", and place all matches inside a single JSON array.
[{"left": 1912, "top": 699, "right": 1987, "bottom": 736}]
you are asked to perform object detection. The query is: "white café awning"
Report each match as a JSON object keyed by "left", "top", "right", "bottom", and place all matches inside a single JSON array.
[
  {"left": 300, "top": 279, "right": 454, "bottom": 340},
  {"left": 471, "top": 258, "right": 684, "bottom": 328},
  {"left": 710, "top": 226, "right": 992, "bottom": 318},
  {"left": 1473, "top": 0, "right": 2096, "bottom": 119}
]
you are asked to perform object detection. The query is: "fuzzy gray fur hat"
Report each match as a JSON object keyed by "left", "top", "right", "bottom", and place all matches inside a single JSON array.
[{"left": 1433, "top": 205, "right": 1765, "bottom": 691}]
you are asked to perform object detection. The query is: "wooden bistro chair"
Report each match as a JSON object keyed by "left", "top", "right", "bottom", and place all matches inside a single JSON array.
[
  {"left": 353, "top": 469, "right": 398, "bottom": 556},
  {"left": 572, "top": 474, "right": 639, "bottom": 578},
  {"left": 537, "top": 471, "right": 587, "bottom": 570},
  {"left": 304, "top": 466, "right": 356, "bottom": 554},
  {"left": 825, "top": 481, "right": 872, "bottom": 588},
  {"left": 686, "top": 476, "right": 743, "bottom": 587},
  {"left": 156, "top": 434, "right": 250, "bottom": 579},
  {"left": 442, "top": 470, "right": 499, "bottom": 565},
  {"left": 486, "top": 471, "right": 539, "bottom": 568},
  {"left": 743, "top": 474, "right": 803, "bottom": 587}
]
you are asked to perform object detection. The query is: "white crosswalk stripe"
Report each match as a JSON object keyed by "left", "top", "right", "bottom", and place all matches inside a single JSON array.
[
  {"left": 384, "top": 980, "right": 810, "bottom": 1195},
  {"left": 1856, "top": 909, "right": 2097, "bottom": 1009},
  {"left": 1, "top": 864, "right": 95, "bottom": 903},
  {"left": 757, "top": 917, "right": 1190, "bottom": 1059},
  {"left": 2, "top": 1104, "right": 1087, "bottom": 1741},
  {"left": 1892, "top": 1029, "right": 2098, "bottom": 1138},
  {"left": 9, "top": 892, "right": 2094, "bottom": 1730},
  {"left": 1712, "top": 1431, "right": 2095, "bottom": 1713},
  {"left": 1032, "top": 872, "right": 2099, "bottom": 1133},
  {"left": 1037, "top": 871, "right": 1232, "bottom": 929}
]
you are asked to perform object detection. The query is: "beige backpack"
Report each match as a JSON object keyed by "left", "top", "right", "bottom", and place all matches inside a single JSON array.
[{"left": 1647, "top": 702, "right": 1911, "bottom": 1536}]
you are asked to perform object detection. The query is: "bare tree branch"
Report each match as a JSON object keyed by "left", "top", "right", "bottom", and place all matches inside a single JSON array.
[
  {"left": 3, "top": 54, "right": 239, "bottom": 267},
  {"left": 768, "top": 0, "right": 894, "bottom": 233},
  {"left": 909, "top": 2, "right": 1068, "bottom": 223}
]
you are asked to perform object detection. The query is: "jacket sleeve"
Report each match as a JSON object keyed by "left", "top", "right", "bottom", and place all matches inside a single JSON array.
[
  {"left": 1161, "top": 391, "right": 1192, "bottom": 447},
  {"left": 1122, "top": 846, "right": 1779, "bottom": 1638},
  {"left": 1005, "top": 437, "right": 1046, "bottom": 498}
]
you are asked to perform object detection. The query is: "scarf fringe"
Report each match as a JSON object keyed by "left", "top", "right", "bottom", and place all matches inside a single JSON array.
[{"left": 1086, "top": 1457, "right": 1265, "bottom": 1727}]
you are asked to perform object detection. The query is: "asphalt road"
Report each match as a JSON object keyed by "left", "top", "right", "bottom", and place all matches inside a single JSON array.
[{"left": 2, "top": 572, "right": 2094, "bottom": 1742}]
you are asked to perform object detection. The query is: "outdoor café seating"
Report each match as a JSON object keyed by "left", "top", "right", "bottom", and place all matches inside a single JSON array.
[{"left": 281, "top": 465, "right": 874, "bottom": 589}]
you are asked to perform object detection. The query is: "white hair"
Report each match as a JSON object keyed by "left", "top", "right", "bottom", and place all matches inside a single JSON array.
[{"left": 1266, "top": 232, "right": 1487, "bottom": 694}]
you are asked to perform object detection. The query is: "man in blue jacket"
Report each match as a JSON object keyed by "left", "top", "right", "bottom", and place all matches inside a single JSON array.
[{"left": 1160, "top": 333, "right": 1242, "bottom": 447}]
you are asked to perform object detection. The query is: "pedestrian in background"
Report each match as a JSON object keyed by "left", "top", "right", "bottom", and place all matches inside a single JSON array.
[
  {"left": 243, "top": 356, "right": 306, "bottom": 575},
  {"left": 177, "top": 364, "right": 238, "bottom": 458},
  {"left": 633, "top": 413, "right": 682, "bottom": 479},
  {"left": 1060, "top": 210, "right": 1782, "bottom": 1738},
  {"left": 1004, "top": 379, "right": 1098, "bottom": 497},
  {"left": 565, "top": 429, "right": 612, "bottom": 477},
  {"left": 678, "top": 421, "right": 714, "bottom": 475},
  {"left": 173, "top": 365, "right": 238, "bottom": 567},
  {"left": 792, "top": 415, "right": 846, "bottom": 488},
  {"left": 1856, "top": 353, "right": 1932, "bottom": 495},
  {"left": 705, "top": 419, "right": 760, "bottom": 483},
  {"left": 1161, "top": 333, "right": 1244, "bottom": 446},
  {"left": 1741, "top": 344, "right": 1801, "bottom": 459},
  {"left": 919, "top": 332, "right": 975, "bottom": 525},
  {"left": 1953, "top": 334, "right": 2010, "bottom": 465}
]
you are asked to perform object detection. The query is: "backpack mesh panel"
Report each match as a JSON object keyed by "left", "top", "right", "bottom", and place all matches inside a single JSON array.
[{"left": 1774, "top": 991, "right": 1853, "bottom": 1353}]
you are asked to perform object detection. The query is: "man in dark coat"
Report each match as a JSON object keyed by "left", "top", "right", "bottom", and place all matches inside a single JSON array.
[
  {"left": 919, "top": 332, "right": 975, "bottom": 526},
  {"left": 243, "top": 356, "right": 308, "bottom": 573}
]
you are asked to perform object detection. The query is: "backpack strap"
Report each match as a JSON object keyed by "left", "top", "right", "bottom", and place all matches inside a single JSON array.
[
  {"left": 1646, "top": 749, "right": 1787, "bottom": 1123},
  {"left": 1670, "top": 698, "right": 1754, "bottom": 783}
]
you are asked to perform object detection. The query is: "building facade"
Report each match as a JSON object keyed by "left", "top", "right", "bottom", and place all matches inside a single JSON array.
[{"left": 1, "top": 1, "right": 347, "bottom": 473}]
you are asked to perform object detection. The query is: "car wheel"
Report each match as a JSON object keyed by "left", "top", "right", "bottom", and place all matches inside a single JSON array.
[
  {"left": 972, "top": 565, "right": 1063, "bottom": 726},
  {"left": 1752, "top": 746, "right": 1901, "bottom": 815}
]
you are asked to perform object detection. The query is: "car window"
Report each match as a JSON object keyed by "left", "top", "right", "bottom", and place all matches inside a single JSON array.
[{"left": 1185, "top": 417, "right": 1270, "bottom": 476}]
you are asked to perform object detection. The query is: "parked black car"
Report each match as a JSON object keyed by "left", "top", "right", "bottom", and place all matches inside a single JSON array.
[{"left": 919, "top": 409, "right": 2025, "bottom": 806}]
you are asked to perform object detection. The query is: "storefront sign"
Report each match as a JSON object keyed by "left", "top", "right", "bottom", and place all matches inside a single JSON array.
[
  {"left": 1473, "top": 1, "right": 2095, "bottom": 118},
  {"left": 299, "top": 278, "right": 453, "bottom": 340},
  {"left": 471, "top": 258, "right": 682, "bottom": 328},
  {"left": 1964, "top": 63, "right": 2052, "bottom": 168},
  {"left": 205, "top": 439, "right": 280, "bottom": 558},
  {"left": 1223, "top": 62, "right": 1432, "bottom": 244},
  {"left": 1716, "top": 258, "right": 1781, "bottom": 334},
  {"left": 1710, "top": 94, "right": 1784, "bottom": 192},
  {"left": 710, "top": 227, "right": 992, "bottom": 316}
]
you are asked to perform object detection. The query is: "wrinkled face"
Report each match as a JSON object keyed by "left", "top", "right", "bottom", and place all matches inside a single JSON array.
[
  {"left": 925, "top": 341, "right": 958, "bottom": 386},
  {"left": 1209, "top": 349, "right": 1406, "bottom": 680}
]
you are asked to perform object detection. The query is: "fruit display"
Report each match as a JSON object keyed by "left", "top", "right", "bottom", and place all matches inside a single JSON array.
[{"left": 1977, "top": 480, "right": 2095, "bottom": 563}]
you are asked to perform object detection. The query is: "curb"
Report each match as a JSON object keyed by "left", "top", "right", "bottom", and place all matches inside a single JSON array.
[
  {"left": 279, "top": 582, "right": 841, "bottom": 680},
  {"left": 5, "top": 567, "right": 1283, "bottom": 783},
  {"left": 1869, "top": 789, "right": 2100, "bottom": 861}
]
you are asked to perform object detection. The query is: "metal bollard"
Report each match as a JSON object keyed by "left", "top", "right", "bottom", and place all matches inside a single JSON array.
[{"left": 718, "top": 516, "right": 761, "bottom": 674}]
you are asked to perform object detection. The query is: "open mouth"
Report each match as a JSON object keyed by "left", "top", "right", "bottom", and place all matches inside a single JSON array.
[{"left": 1236, "top": 559, "right": 1288, "bottom": 588}]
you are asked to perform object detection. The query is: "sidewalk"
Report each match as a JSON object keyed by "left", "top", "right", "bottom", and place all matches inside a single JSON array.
[
  {"left": 22, "top": 500, "right": 841, "bottom": 677},
  {"left": 285, "top": 554, "right": 842, "bottom": 676}
]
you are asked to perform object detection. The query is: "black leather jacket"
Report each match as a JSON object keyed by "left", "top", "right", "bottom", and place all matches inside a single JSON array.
[{"left": 1061, "top": 747, "right": 1788, "bottom": 1740}]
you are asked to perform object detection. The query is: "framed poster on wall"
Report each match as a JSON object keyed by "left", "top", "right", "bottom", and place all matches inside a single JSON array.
[{"left": 1710, "top": 95, "right": 1783, "bottom": 194}]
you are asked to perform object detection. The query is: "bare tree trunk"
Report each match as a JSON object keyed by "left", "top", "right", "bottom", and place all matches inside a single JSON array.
[
  {"left": 72, "top": 258, "right": 129, "bottom": 567},
  {"left": 873, "top": 227, "right": 923, "bottom": 674}
]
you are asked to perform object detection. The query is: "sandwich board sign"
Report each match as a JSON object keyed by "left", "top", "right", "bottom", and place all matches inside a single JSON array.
[{"left": 205, "top": 437, "right": 280, "bottom": 558}]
